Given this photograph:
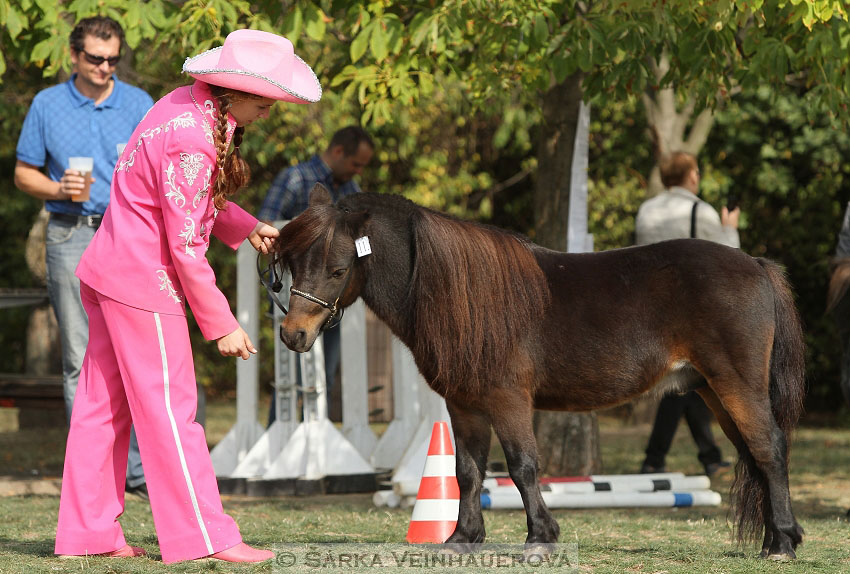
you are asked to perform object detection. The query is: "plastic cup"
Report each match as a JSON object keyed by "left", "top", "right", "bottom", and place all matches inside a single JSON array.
[{"left": 68, "top": 156, "right": 93, "bottom": 203}]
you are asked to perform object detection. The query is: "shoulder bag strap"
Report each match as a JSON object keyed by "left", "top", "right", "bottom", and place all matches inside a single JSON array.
[{"left": 690, "top": 201, "right": 699, "bottom": 239}]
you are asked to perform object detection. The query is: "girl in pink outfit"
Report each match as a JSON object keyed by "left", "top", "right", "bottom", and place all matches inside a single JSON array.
[{"left": 55, "top": 30, "right": 321, "bottom": 564}]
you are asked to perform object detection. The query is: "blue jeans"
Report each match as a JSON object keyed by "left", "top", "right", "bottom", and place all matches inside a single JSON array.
[{"left": 46, "top": 217, "right": 145, "bottom": 487}]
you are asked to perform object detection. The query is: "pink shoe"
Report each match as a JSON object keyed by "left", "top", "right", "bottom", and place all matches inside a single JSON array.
[
  {"left": 200, "top": 542, "right": 274, "bottom": 563},
  {"left": 58, "top": 544, "right": 146, "bottom": 559}
]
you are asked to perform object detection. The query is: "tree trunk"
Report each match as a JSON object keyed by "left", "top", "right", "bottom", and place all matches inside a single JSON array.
[
  {"left": 642, "top": 51, "right": 715, "bottom": 196},
  {"left": 24, "top": 208, "right": 61, "bottom": 375},
  {"left": 534, "top": 407, "right": 601, "bottom": 476},
  {"left": 22, "top": 209, "right": 62, "bottom": 429},
  {"left": 532, "top": 72, "right": 602, "bottom": 476},
  {"left": 26, "top": 307, "right": 60, "bottom": 376}
]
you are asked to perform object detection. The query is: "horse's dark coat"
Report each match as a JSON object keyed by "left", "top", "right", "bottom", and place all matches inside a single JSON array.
[{"left": 273, "top": 187, "right": 806, "bottom": 559}]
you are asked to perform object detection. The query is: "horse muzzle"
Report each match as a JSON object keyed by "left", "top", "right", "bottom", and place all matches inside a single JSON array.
[{"left": 279, "top": 315, "right": 322, "bottom": 353}]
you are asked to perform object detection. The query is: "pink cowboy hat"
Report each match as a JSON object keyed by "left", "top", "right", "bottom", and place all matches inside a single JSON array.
[{"left": 183, "top": 29, "right": 322, "bottom": 104}]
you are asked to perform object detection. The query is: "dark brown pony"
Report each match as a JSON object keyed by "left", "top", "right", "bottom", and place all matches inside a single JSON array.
[{"left": 273, "top": 185, "right": 806, "bottom": 560}]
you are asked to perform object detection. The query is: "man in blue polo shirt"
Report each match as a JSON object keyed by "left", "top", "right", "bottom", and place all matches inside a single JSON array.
[
  {"left": 14, "top": 16, "right": 154, "bottom": 499},
  {"left": 258, "top": 126, "right": 374, "bottom": 423}
]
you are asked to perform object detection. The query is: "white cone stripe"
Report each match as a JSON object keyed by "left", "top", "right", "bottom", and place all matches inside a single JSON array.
[
  {"left": 411, "top": 499, "right": 460, "bottom": 521},
  {"left": 422, "top": 455, "right": 456, "bottom": 477}
]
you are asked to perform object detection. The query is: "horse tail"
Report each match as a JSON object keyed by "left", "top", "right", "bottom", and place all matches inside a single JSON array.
[{"left": 732, "top": 259, "right": 806, "bottom": 544}]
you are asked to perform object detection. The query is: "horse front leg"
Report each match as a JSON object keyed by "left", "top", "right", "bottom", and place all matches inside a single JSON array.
[
  {"left": 445, "top": 399, "right": 491, "bottom": 547},
  {"left": 489, "top": 388, "right": 560, "bottom": 547}
]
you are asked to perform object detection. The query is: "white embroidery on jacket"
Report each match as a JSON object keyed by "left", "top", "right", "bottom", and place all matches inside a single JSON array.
[
  {"left": 156, "top": 270, "right": 182, "bottom": 303},
  {"left": 116, "top": 148, "right": 138, "bottom": 173},
  {"left": 200, "top": 222, "right": 212, "bottom": 250},
  {"left": 193, "top": 166, "right": 212, "bottom": 209},
  {"left": 190, "top": 88, "right": 215, "bottom": 145},
  {"left": 164, "top": 162, "right": 186, "bottom": 208},
  {"left": 201, "top": 122, "right": 214, "bottom": 145},
  {"left": 179, "top": 217, "right": 197, "bottom": 258},
  {"left": 204, "top": 99, "right": 216, "bottom": 121},
  {"left": 140, "top": 112, "right": 196, "bottom": 143},
  {"left": 180, "top": 152, "right": 204, "bottom": 186},
  {"left": 116, "top": 112, "right": 198, "bottom": 173},
  {"left": 168, "top": 112, "right": 197, "bottom": 130}
]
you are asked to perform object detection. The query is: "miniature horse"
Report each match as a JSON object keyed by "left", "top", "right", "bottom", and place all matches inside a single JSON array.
[{"left": 271, "top": 185, "right": 805, "bottom": 560}]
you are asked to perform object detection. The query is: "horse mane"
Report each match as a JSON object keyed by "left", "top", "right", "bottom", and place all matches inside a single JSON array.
[
  {"left": 408, "top": 208, "right": 550, "bottom": 396},
  {"left": 274, "top": 203, "right": 339, "bottom": 272}
]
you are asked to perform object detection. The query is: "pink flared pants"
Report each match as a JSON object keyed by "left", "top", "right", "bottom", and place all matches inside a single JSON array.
[{"left": 55, "top": 283, "right": 242, "bottom": 562}]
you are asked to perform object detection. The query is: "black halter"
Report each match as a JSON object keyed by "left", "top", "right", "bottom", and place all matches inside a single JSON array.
[
  {"left": 289, "top": 287, "right": 344, "bottom": 331},
  {"left": 257, "top": 252, "right": 346, "bottom": 331}
]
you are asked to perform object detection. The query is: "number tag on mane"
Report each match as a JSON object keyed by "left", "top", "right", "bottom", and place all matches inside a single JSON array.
[{"left": 355, "top": 236, "right": 372, "bottom": 257}]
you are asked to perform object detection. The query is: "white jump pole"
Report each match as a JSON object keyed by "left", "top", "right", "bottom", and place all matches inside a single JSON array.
[
  {"left": 482, "top": 475, "right": 711, "bottom": 495},
  {"left": 263, "top": 333, "right": 373, "bottom": 479},
  {"left": 481, "top": 489, "right": 722, "bottom": 510},
  {"left": 230, "top": 270, "right": 300, "bottom": 478},
  {"left": 370, "top": 337, "right": 422, "bottom": 471},
  {"left": 341, "top": 299, "right": 378, "bottom": 460},
  {"left": 210, "top": 241, "right": 265, "bottom": 476},
  {"left": 567, "top": 100, "right": 593, "bottom": 254},
  {"left": 391, "top": 378, "right": 452, "bottom": 497}
]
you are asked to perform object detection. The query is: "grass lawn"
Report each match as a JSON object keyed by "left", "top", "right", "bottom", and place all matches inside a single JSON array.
[{"left": 1, "top": 402, "right": 850, "bottom": 573}]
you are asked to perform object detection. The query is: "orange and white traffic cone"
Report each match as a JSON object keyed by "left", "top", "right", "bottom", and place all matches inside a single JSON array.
[{"left": 406, "top": 421, "right": 460, "bottom": 543}]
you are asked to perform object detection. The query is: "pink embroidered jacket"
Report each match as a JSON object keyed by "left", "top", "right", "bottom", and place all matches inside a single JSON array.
[{"left": 76, "top": 81, "right": 257, "bottom": 341}]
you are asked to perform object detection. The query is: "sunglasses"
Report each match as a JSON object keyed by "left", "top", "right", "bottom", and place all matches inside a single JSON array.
[{"left": 79, "top": 49, "right": 121, "bottom": 67}]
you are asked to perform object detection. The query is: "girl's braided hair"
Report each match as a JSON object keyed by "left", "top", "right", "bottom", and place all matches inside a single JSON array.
[{"left": 208, "top": 85, "right": 254, "bottom": 210}]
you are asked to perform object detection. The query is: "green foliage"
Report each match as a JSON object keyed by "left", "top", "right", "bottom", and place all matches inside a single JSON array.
[
  {"left": 1, "top": 1, "right": 849, "bottom": 410},
  {"left": 0, "top": 40, "right": 48, "bottom": 375},
  {"left": 3, "top": 1, "right": 847, "bottom": 124},
  {"left": 585, "top": 99, "right": 653, "bottom": 251}
]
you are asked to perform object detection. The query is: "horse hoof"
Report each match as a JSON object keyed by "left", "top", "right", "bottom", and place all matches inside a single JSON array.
[
  {"left": 523, "top": 542, "right": 556, "bottom": 560},
  {"left": 767, "top": 553, "right": 794, "bottom": 562}
]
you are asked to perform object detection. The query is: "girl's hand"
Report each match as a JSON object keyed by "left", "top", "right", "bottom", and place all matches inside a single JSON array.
[
  {"left": 248, "top": 221, "right": 279, "bottom": 254},
  {"left": 216, "top": 326, "right": 257, "bottom": 360}
]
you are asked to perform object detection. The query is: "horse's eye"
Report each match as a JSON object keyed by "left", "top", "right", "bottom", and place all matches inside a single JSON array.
[{"left": 332, "top": 269, "right": 347, "bottom": 278}]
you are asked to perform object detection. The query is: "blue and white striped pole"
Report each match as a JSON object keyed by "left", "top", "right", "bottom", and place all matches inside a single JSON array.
[{"left": 481, "top": 489, "right": 721, "bottom": 510}]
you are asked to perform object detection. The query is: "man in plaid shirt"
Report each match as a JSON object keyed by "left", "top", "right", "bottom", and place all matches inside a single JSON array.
[{"left": 258, "top": 125, "right": 374, "bottom": 221}]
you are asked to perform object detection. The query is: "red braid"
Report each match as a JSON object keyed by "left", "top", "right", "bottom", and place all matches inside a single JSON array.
[{"left": 209, "top": 86, "right": 252, "bottom": 210}]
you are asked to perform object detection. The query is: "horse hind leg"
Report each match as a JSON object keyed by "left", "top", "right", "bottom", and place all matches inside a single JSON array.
[
  {"left": 698, "top": 388, "right": 773, "bottom": 556},
  {"left": 487, "top": 388, "right": 559, "bottom": 547},
  {"left": 445, "top": 399, "right": 492, "bottom": 547},
  {"left": 698, "top": 385, "right": 802, "bottom": 559}
]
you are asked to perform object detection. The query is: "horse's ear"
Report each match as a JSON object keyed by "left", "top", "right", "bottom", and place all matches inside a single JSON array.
[{"left": 309, "top": 183, "right": 332, "bottom": 206}]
